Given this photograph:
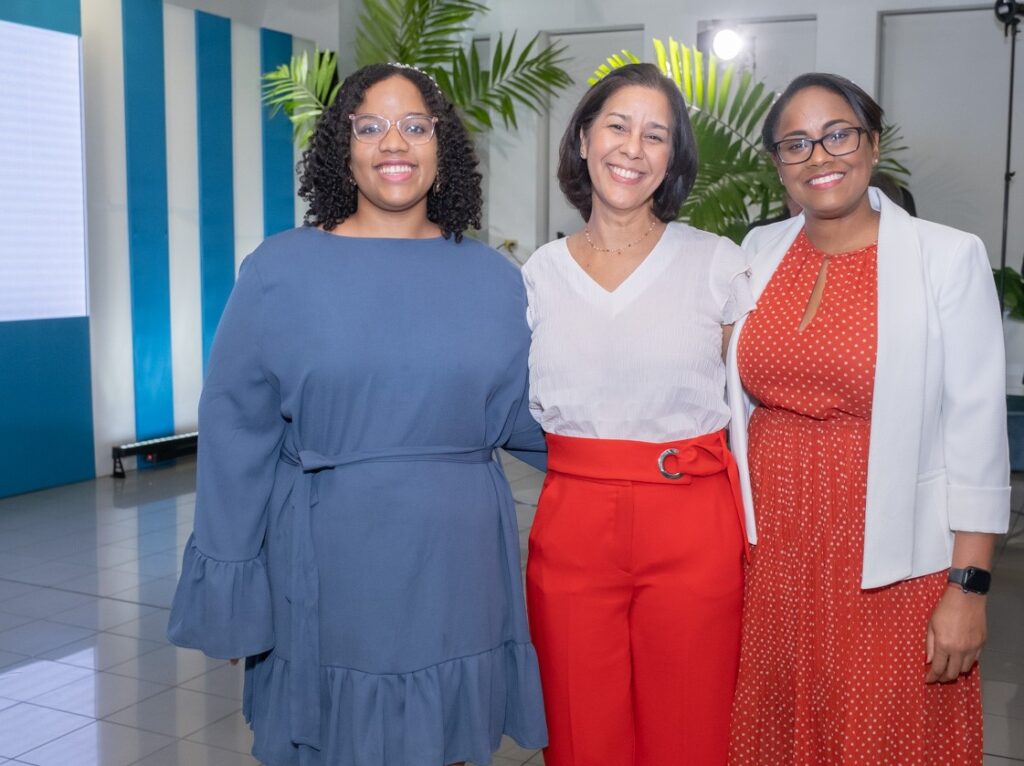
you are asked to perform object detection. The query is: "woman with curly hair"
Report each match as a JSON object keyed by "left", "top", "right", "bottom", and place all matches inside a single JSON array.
[{"left": 168, "top": 63, "right": 548, "bottom": 766}]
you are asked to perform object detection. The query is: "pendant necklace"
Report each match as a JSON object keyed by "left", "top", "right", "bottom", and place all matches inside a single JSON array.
[{"left": 584, "top": 218, "right": 659, "bottom": 254}]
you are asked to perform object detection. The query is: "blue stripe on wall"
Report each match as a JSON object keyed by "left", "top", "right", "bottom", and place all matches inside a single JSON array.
[
  {"left": 122, "top": 0, "right": 174, "bottom": 441},
  {"left": 0, "top": 0, "right": 80, "bottom": 36},
  {"left": 0, "top": 318, "right": 95, "bottom": 497},
  {"left": 260, "top": 28, "right": 295, "bottom": 237},
  {"left": 195, "top": 11, "right": 236, "bottom": 369}
]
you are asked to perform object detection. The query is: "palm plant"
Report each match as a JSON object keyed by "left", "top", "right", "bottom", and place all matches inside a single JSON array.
[
  {"left": 590, "top": 40, "right": 911, "bottom": 243},
  {"left": 261, "top": 0, "right": 572, "bottom": 148}
]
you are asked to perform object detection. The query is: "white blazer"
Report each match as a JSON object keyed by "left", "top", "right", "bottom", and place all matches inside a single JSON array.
[{"left": 726, "top": 188, "right": 1011, "bottom": 588}]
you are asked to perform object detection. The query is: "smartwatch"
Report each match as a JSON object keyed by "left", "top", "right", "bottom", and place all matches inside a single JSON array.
[{"left": 947, "top": 566, "right": 992, "bottom": 595}]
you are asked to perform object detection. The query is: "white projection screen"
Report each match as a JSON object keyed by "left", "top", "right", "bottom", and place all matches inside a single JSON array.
[{"left": 0, "top": 19, "right": 88, "bottom": 322}]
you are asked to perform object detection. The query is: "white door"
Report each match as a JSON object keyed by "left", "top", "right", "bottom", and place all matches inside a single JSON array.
[{"left": 879, "top": 9, "right": 1024, "bottom": 268}]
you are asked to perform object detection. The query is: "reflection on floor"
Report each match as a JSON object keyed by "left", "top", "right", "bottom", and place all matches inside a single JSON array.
[{"left": 0, "top": 455, "right": 1020, "bottom": 765}]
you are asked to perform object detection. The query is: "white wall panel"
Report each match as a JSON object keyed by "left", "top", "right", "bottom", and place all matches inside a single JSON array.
[
  {"left": 880, "top": 8, "right": 1024, "bottom": 390},
  {"left": 164, "top": 4, "right": 203, "bottom": 434},
  {"left": 81, "top": 0, "right": 135, "bottom": 475},
  {"left": 232, "top": 22, "right": 264, "bottom": 271}
]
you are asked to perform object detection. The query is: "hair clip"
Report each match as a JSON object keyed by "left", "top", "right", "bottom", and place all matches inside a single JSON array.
[{"left": 386, "top": 62, "right": 445, "bottom": 97}]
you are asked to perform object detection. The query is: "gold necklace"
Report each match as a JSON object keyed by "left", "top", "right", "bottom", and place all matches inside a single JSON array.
[{"left": 584, "top": 218, "right": 658, "bottom": 254}]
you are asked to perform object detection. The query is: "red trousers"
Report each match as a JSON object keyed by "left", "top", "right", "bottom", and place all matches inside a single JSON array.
[{"left": 526, "top": 431, "right": 746, "bottom": 766}]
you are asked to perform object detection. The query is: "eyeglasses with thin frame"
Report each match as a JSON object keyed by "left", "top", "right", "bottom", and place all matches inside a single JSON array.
[
  {"left": 349, "top": 113, "right": 438, "bottom": 145},
  {"left": 772, "top": 126, "right": 868, "bottom": 165}
]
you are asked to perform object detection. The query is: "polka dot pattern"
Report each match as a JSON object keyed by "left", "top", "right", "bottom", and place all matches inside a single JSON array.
[{"left": 728, "top": 231, "right": 982, "bottom": 765}]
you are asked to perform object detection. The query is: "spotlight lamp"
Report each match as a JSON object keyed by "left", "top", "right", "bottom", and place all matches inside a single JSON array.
[
  {"left": 994, "top": 0, "right": 1023, "bottom": 25},
  {"left": 711, "top": 28, "right": 744, "bottom": 61}
]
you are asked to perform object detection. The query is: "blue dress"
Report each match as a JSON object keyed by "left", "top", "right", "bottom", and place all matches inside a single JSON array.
[{"left": 167, "top": 227, "right": 548, "bottom": 766}]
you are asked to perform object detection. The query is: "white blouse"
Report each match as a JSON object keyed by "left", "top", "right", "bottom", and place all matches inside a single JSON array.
[{"left": 523, "top": 222, "right": 754, "bottom": 442}]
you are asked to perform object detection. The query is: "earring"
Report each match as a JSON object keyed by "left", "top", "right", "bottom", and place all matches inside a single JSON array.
[{"left": 433, "top": 177, "right": 442, "bottom": 194}]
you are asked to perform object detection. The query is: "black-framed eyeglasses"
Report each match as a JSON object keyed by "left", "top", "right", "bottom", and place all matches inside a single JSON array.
[
  {"left": 771, "top": 127, "right": 868, "bottom": 165},
  {"left": 349, "top": 113, "right": 438, "bottom": 145}
]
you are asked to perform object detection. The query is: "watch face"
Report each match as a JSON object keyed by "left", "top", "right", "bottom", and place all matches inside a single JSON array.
[{"left": 963, "top": 567, "right": 992, "bottom": 593}]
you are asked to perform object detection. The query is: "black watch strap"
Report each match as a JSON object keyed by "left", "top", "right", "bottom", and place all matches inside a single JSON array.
[{"left": 948, "top": 566, "right": 992, "bottom": 595}]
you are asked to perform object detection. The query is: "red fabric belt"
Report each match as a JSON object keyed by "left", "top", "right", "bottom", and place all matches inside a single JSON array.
[{"left": 546, "top": 430, "right": 749, "bottom": 559}]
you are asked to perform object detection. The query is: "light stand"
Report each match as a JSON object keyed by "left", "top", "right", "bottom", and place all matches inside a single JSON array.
[{"left": 995, "top": 0, "right": 1021, "bottom": 313}]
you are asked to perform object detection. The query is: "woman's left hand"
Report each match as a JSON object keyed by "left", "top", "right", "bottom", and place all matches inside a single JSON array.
[{"left": 925, "top": 586, "right": 987, "bottom": 683}]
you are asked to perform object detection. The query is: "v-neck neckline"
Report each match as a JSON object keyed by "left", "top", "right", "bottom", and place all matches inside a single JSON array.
[{"left": 559, "top": 224, "right": 672, "bottom": 309}]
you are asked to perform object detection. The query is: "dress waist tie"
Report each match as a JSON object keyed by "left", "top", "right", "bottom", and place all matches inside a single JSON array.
[{"left": 278, "top": 443, "right": 495, "bottom": 750}]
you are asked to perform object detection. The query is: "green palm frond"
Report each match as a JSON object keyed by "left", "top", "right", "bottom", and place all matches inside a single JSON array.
[
  {"left": 433, "top": 33, "right": 573, "bottom": 132},
  {"left": 261, "top": 48, "right": 341, "bottom": 148},
  {"left": 261, "top": 0, "right": 572, "bottom": 148},
  {"left": 877, "top": 123, "right": 911, "bottom": 183},
  {"left": 994, "top": 266, "right": 1024, "bottom": 319},
  {"left": 355, "top": 0, "right": 486, "bottom": 68},
  {"left": 588, "top": 50, "right": 641, "bottom": 86}
]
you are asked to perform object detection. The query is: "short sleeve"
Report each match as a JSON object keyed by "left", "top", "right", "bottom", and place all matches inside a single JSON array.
[
  {"left": 709, "top": 238, "right": 755, "bottom": 324},
  {"left": 167, "top": 255, "right": 284, "bottom": 659}
]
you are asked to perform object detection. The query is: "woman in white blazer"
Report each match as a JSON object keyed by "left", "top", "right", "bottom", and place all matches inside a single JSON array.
[{"left": 726, "top": 73, "right": 1009, "bottom": 766}]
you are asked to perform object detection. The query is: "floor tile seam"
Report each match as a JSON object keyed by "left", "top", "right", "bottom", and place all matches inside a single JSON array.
[
  {"left": 101, "top": 660, "right": 227, "bottom": 686},
  {"left": 45, "top": 607, "right": 163, "bottom": 634},
  {"left": 179, "top": 733, "right": 258, "bottom": 760},
  {"left": 0, "top": 622, "right": 96, "bottom": 653},
  {"left": 35, "top": 634, "right": 169, "bottom": 673},
  {"left": 16, "top": 716, "right": 174, "bottom": 763},
  {"left": 122, "top": 738, "right": 216, "bottom": 766},
  {"left": 0, "top": 578, "right": 169, "bottom": 611},
  {"left": 105, "top": 697, "right": 243, "bottom": 740},
  {"left": 176, "top": 680, "right": 244, "bottom": 703},
  {"left": 25, "top": 675, "right": 174, "bottom": 717},
  {"left": 1, "top": 703, "right": 96, "bottom": 760},
  {"left": 182, "top": 707, "right": 252, "bottom": 751}
]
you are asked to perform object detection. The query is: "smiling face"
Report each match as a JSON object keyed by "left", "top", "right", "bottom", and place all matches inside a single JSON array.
[
  {"left": 581, "top": 85, "right": 672, "bottom": 218},
  {"left": 772, "top": 86, "right": 879, "bottom": 222},
  {"left": 348, "top": 75, "right": 438, "bottom": 219}
]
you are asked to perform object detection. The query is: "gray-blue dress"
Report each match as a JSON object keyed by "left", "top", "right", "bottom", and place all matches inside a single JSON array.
[{"left": 167, "top": 228, "right": 548, "bottom": 766}]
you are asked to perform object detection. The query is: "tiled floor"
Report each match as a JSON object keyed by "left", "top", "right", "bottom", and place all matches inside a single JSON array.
[{"left": 0, "top": 455, "right": 1020, "bottom": 765}]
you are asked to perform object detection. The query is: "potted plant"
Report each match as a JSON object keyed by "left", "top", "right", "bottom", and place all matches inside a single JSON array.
[{"left": 261, "top": 0, "right": 573, "bottom": 148}]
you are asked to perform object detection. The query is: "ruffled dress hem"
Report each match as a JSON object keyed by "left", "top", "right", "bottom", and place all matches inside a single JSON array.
[
  {"left": 167, "top": 534, "right": 275, "bottom": 659},
  {"left": 244, "top": 639, "right": 547, "bottom": 766}
]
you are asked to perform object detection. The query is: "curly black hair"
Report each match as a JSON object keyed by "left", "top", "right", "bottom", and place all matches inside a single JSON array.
[
  {"left": 557, "top": 63, "right": 698, "bottom": 223},
  {"left": 298, "top": 63, "right": 482, "bottom": 241}
]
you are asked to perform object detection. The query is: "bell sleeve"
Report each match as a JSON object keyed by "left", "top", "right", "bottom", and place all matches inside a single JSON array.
[
  {"left": 167, "top": 255, "right": 285, "bottom": 659},
  {"left": 710, "top": 237, "right": 755, "bottom": 325}
]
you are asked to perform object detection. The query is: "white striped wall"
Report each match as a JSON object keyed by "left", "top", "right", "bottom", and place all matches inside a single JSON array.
[
  {"left": 231, "top": 23, "right": 266, "bottom": 273},
  {"left": 82, "top": 0, "right": 135, "bottom": 477},
  {"left": 81, "top": 0, "right": 307, "bottom": 475},
  {"left": 164, "top": 4, "right": 203, "bottom": 437}
]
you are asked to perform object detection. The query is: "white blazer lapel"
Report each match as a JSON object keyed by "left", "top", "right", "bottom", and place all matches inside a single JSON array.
[
  {"left": 746, "top": 215, "right": 805, "bottom": 299},
  {"left": 862, "top": 188, "right": 928, "bottom": 587}
]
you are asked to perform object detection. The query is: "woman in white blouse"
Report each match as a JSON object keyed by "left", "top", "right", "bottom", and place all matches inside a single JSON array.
[{"left": 522, "top": 63, "right": 754, "bottom": 766}]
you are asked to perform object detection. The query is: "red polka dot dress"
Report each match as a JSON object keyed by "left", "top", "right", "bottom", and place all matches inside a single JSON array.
[{"left": 728, "top": 231, "right": 982, "bottom": 765}]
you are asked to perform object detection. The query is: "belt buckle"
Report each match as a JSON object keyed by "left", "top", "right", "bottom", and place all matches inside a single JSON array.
[{"left": 658, "top": 448, "right": 683, "bottom": 480}]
